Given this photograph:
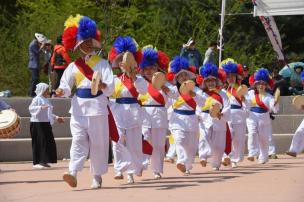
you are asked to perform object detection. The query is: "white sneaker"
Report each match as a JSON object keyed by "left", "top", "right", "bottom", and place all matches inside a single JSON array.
[
  {"left": 33, "top": 164, "right": 45, "bottom": 169},
  {"left": 212, "top": 167, "right": 220, "bottom": 171},
  {"left": 127, "top": 174, "right": 134, "bottom": 184},
  {"left": 154, "top": 172, "right": 162, "bottom": 180},
  {"left": 185, "top": 170, "right": 190, "bottom": 175},
  {"left": 231, "top": 162, "right": 237, "bottom": 168},
  {"left": 91, "top": 176, "right": 102, "bottom": 189}
]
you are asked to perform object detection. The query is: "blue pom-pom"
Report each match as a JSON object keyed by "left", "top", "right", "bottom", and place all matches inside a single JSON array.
[
  {"left": 77, "top": 16, "right": 97, "bottom": 41},
  {"left": 254, "top": 68, "right": 270, "bottom": 82},
  {"left": 140, "top": 48, "right": 158, "bottom": 69},
  {"left": 114, "top": 36, "right": 137, "bottom": 54},
  {"left": 301, "top": 71, "right": 304, "bottom": 81},
  {"left": 170, "top": 56, "right": 189, "bottom": 73},
  {"left": 199, "top": 63, "right": 218, "bottom": 78},
  {"left": 222, "top": 62, "right": 237, "bottom": 74}
]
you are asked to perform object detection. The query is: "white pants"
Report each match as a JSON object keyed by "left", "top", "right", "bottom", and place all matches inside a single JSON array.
[
  {"left": 268, "top": 125, "right": 276, "bottom": 155},
  {"left": 229, "top": 123, "right": 246, "bottom": 163},
  {"left": 166, "top": 143, "right": 176, "bottom": 159},
  {"left": 112, "top": 127, "right": 143, "bottom": 175},
  {"left": 199, "top": 124, "right": 226, "bottom": 168},
  {"left": 69, "top": 115, "right": 109, "bottom": 176},
  {"left": 289, "top": 119, "right": 304, "bottom": 154},
  {"left": 172, "top": 129, "right": 198, "bottom": 171},
  {"left": 247, "top": 117, "right": 272, "bottom": 163},
  {"left": 142, "top": 127, "right": 167, "bottom": 174}
]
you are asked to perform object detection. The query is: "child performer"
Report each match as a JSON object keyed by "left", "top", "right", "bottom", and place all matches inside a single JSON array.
[
  {"left": 29, "top": 83, "right": 64, "bottom": 169},
  {"left": 221, "top": 62, "right": 247, "bottom": 168},
  {"left": 196, "top": 63, "right": 231, "bottom": 171},
  {"left": 167, "top": 56, "right": 203, "bottom": 174},
  {"left": 108, "top": 36, "right": 146, "bottom": 184},
  {"left": 56, "top": 15, "right": 114, "bottom": 189},
  {"left": 138, "top": 47, "right": 171, "bottom": 179},
  {"left": 246, "top": 68, "right": 279, "bottom": 164},
  {"left": 286, "top": 71, "right": 304, "bottom": 157}
]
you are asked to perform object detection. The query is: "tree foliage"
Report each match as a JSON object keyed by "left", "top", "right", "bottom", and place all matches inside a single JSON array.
[{"left": 0, "top": 0, "right": 303, "bottom": 95}]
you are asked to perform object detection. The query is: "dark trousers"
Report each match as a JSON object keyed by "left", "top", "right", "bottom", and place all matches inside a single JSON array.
[
  {"left": 30, "top": 122, "right": 57, "bottom": 165},
  {"left": 54, "top": 68, "right": 65, "bottom": 90},
  {"left": 29, "top": 68, "right": 39, "bottom": 97}
]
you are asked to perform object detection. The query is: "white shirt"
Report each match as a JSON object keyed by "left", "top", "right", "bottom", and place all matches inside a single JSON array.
[
  {"left": 169, "top": 86, "right": 205, "bottom": 132},
  {"left": 197, "top": 89, "right": 231, "bottom": 132},
  {"left": 109, "top": 75, "right": 146, "bottom": 129},
  {"left": 59, "top": 57, "right": 114, "bottom": 116},
  {"left": 245, "top": 89, "right": 279, "bottom": 125},
  {"left": 29, "top": 96, "right": 57, "bottom": 124},
  {"left": 139, "top": 81, "right": 177, "bottom": 129}
]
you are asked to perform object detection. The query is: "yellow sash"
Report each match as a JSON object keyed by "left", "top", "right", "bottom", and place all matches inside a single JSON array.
[
  {"left": 75, "top": 55, "right": 101, "bottom": 87},
  {"left": 138, "top": 93, "right": 150, "bottom": 105},
  {"left": 172, "top": 96, "right": 186, "bottom": 109}
]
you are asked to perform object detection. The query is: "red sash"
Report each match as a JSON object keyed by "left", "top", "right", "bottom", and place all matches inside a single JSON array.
[
  {"left": 148, "top": 83, "right": 165, "bottom": 105},
  {"left": 74, "top": 58, "right": 120, "bottom": 143},
  {"left": 180, "top": 94, "right": 197, "bottom": 110},
  {"left": 206, "top": 90, "right": 223, "bottom": 105},
  {"left": 74, "top": 58, "right": 94, "bottom": 81},
  {"left": 119, "top": 74, "right": 139, "bottom": 98},
  {"left": 206, "top": 90, "right": 231, "bottom": 155},
  {"left": 142, "top": 139, "right": 153, "bottom": 155},
  {"left": 227, "top": 86, "right": 242, "bottom": 107},
  {"left": 107, "top": 106, "right": 119, "bottom": 143},
  {"left": 254, "top": 90, "right": 269, "bottom": 111}
]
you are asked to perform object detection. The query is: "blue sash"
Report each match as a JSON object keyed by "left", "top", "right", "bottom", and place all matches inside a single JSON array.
[
  {"left": 250, "top": 107, "right": 268, "bottom": 113},
  {"left": 231, "top": 104, "right": 242, "bottom": 110},
  {"left": 174, "top": 109, "right": 195, "bottom": 115},
  {"left": 76, "top": 88, "right": 103, "bottom": 98},
  {"left": 116, "top": 97, "right": 138, "bottom": 104}
]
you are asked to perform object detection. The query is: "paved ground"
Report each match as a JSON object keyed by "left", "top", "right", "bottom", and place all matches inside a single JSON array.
[{"left": 1, "top": 155, "right": 304, "bottom": 202}]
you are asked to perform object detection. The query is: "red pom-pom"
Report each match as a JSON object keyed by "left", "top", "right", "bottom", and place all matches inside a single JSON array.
[
  {"left": 166, "top": 72, "right": 175, "bottom": 81},
  {"left": 62, "top": 26, "right": 78, "bottom": 50},
  {"left": 134, "top": 50, "right": 143, "bottom": 66},
  {"left": 108, "top": 47, "right": 118, "bottom": 64},
  {"left": 95, "top": 29, "right": 101, "bottom": 42},
  {"left": 196, "top": 75, "right": 203, "bottom": 85},
  {"left": 237, "top": 64, "right": 243, "bottom": 76},
  {"left": 189, "top": 65, "right": 197, "bottom": 74},
  {"left": 157, "top": 51, "right": 170, "bottom": 72},
  {"left": 249, "top": 75, "right": 255, "bottom": 87},
  {"left": 218, "top": 68, "right": 227, "bottom": 83}
]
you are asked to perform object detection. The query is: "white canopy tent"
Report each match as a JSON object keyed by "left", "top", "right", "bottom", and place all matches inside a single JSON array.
[
  {"left": 253, "top": 0, "right": 304, "bottom": 16},
  {"left": 218, "top": 0, "right": 304, "bottom": 65}
]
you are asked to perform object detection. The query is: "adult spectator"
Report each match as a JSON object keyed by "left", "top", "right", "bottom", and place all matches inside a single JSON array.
[
  {"left": 51, "top": 35, "right": 71, "bottom": 90},
  {"left": 241, "top": 65, "right": 250, "bottom": 87},
  {"left": 28, "top": 33, "right": 47, "bottom": 97},
  {"left": 203, "top": 42, "right": 217, "bottom": 65},
  {"left": 289, "top": 65, "right": 304, "bottom": 95},
  {"left": 180, "top": 38, "right": 202, "bottom": 72}
]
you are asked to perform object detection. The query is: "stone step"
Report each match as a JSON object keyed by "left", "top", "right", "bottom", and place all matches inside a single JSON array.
[
  {"left": 272, "top": 114, "right": 303, "bottom": 134},
  {"left": 7, "top": 114, "right": 302, "bottom": 140},
  {"left": 0, "top": 134, "right": 294, "bottom": 162},
  {"left": 11, "top": 117, "right": 71, "bottom": 139},
  {"left": 2, "top": 96, "right": 303, "bottom": 116},
  {"left": 2, "top": 97, "right": 71, "bottom": 117},
  {"left": 0, "top": 137, "right": 71, "bottom": 162}
]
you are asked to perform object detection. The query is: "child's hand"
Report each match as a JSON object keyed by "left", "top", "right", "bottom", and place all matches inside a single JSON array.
[
  {"left": 41, "top": 104, "right": 49, "bottom": 109},
  {"left": 57, "top": 117, "right": 64, "bottom": 123},
  {"left": 161, "top": 86, "right": 170, "bottom": 94}
]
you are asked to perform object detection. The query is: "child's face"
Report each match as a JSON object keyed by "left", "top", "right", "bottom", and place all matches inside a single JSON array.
[
  {"left": 227, "top": 73, "right": 236, "bottom": 85},
  {"left": 42, "top": 90, "right": 50, "bottom": 98},
  {"left": 205, "top": 78, "right": 217, "bottom": 90},
  {"left": 256, "top": 81, "right": 267, "bottom": 92},
  {"left": 142, "top": 65, "right": 157, "bottom": 81},
  {"left": 176, "top": 72, "right": 190, "bottom": 84}
]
